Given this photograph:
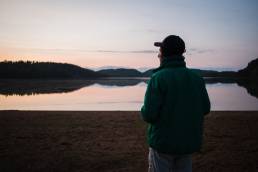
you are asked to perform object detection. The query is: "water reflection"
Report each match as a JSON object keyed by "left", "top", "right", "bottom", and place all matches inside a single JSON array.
[
  {"left": 0, "top": 78, "right": 257, "bottom": 110},
  {"left": 205, "top": 78, "right": 258, "bottom": 99},
  {"left": 0, "top": 78, "right": 148, "bottom": 96},
  {"left": 0, "top": 78, "right": 257, "bottom": 98},
  {"left": 237, "top": 80, "right": 258, "bottom": 99}
]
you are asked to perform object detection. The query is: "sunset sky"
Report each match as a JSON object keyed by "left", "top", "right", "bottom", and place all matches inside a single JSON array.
[{"left": 0, "top": 0, "right": 257, "bottom": 70}]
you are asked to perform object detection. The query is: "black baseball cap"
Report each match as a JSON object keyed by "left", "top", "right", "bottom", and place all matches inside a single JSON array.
[{"left": 154, "top": 35, "right": 185, "bottom": 55}]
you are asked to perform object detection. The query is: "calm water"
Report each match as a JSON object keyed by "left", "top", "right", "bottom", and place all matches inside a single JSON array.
[{"left": 0, "top": 79, "right": 258, "bottom": 111}]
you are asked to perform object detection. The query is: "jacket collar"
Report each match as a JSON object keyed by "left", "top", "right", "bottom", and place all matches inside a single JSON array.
[{"left": 153, "top": 55, "right": 186, "bottom": 73}]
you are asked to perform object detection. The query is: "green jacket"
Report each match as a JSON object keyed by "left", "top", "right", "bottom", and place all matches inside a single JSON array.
[{"left": 141, "top": 55, "right": 210, "bottom": 155}]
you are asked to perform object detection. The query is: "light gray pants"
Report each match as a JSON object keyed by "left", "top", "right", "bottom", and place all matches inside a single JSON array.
[{"left": 148, "top": 148, "right": 192, "bottom": 172}]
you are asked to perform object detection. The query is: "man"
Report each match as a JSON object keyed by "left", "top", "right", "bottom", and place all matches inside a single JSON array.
[{"left": 141, "top": 35, "right": 210, "bottom": 172}]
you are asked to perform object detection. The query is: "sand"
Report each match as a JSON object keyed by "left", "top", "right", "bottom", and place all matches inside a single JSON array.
[{"left": 0, "top": 111, "right": 257, "bottom": 172}]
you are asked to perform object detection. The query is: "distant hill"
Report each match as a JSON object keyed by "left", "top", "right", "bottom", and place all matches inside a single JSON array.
[
  {"left": 191, "top": 69, "right": 237, "bottom": 78},
  {"left": 142, "top": 69, "right": 153, "bottom": 77},
  {"left": 238, "top": 58, "right": 258, "bottom": 80},
  {"left": 142, "top": 59, "right": 257, "bottom": 79},
  {"left": 98, "top": 68, "right": 142, "bottom": 77},
  {"left": 0, "top": 61, "right": 104, "bottom": 79},
  {"left": 1, "top": 58, "right": 257, "bottom": 80},
  {"left": 236, "top": 58, "right": 258, "bottom": 98}
]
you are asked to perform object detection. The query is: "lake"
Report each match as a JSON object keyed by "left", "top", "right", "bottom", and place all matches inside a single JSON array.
[{"left": 0, "top": 79, "right": 258, "bottom": 111}]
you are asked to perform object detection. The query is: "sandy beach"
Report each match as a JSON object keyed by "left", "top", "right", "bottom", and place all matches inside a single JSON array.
[{"left": 0, "top": 111, "right": 257, "bottom": 172}]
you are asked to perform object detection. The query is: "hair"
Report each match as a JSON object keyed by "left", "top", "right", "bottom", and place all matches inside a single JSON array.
[{"left": 161, "top": 35, "right": 185, "bottom": 56}]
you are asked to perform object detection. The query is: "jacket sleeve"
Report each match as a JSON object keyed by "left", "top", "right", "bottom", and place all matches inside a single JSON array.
[
  {"left": 141, "top": 75, "right": 163, "bottom": 123},
  {"left": 201, "top": 79, "right": 211, "bottom": 115}
]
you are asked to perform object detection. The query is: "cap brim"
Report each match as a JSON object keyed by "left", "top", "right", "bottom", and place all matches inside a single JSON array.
[{"left": 154, "top": 42, "right": 162, "bottom": 47}]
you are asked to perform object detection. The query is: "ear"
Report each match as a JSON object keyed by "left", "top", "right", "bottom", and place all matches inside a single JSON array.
[
  {"left": 158, "top": 48, "right": 163, "bottom": 58},
  {"left": 160, "top": 47, "right": 163, "bottom": 53}
]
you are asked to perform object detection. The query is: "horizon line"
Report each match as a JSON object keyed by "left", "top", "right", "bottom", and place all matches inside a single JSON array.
[{"left": 0, "top": 59, "right": 241, "bottom": 72}]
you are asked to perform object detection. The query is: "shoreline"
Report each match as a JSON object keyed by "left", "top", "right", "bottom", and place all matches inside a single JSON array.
[{"left": 1, "top": 111, "right": 258, "bottom": 172}]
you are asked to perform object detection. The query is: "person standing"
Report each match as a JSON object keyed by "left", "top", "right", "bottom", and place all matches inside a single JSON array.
[{"left": 141, "top": 35, "right": 210, "bottom": 172}]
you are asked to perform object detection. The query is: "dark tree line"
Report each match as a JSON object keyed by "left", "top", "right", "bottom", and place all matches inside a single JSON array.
[
  {"left": 0, "top": 58, "right": 257, "bottom": 79},
  {"left": 0, "top": 60, "right": 104, "bottom": 79}
]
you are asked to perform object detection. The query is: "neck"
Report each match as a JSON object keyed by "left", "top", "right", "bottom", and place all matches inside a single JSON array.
[
  {"left": 153, "top": 55, "right": 186, "bottom": 73},
  {"left": 162, "top": 55, "right": 184, "bottom": 60},
  {"left": 161, "top": 55, "right": 185, "bottom": 65}
]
